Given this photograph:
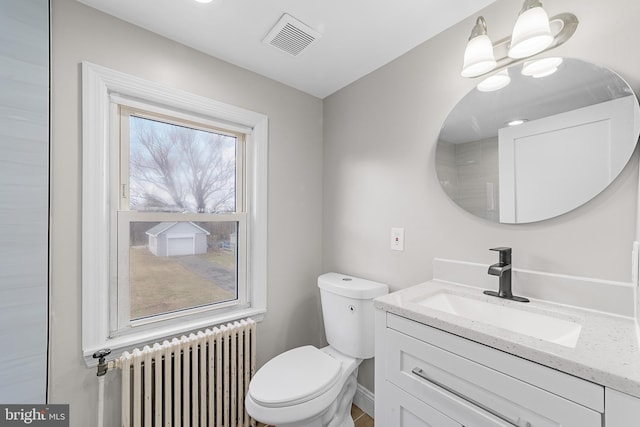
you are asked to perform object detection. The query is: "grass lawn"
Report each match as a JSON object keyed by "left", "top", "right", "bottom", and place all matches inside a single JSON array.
[
  {"left": 130, "top": 247, "right": 235, "bottom": 319},
  {"left": 200, "top": 249, "right": 236, "bottom": 269}
]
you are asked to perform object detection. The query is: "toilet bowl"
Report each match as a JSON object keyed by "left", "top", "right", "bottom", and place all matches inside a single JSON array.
[
  {"left": 245, "top": 273, "right": 388, "bottom": 427},
  {"left": 245, "top": 346, "right": 359, "bottom": 427}
]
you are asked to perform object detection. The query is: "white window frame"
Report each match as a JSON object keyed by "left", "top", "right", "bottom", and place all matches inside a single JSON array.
[
  {"left": 114, "top": 107, "right": 248, "bottom": 333},
  {"left": 81, "top": 62, "right": 267, "bottom": 366}
]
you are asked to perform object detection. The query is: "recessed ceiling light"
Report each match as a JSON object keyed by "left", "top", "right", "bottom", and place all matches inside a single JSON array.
[
  {"left": 194, "top": 0, "right": 214, "bottom": 3},
  {"left": 507, "top": 119, "right": 528, "bottom": 126}
]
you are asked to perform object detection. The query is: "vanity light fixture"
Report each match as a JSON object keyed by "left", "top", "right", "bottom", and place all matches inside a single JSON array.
[
  {"left": 460, "top": 1, "right": 578, "bottom": 79},
  {"left": 521, "top": 57, "right": 563, "bottom": 78},
  {"left": 461, "top": 17, "right": 497, "bottom": 78},
  {"left": 508, "top": 0, "right": 553, "bottom": 59},
  {"left": 477, "top": 70, "right": 511, "bottom": 92}
]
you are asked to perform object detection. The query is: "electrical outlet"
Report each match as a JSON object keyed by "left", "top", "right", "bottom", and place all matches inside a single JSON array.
[{"left": 390, "top": 227, "right": 404, "bottom": 251}]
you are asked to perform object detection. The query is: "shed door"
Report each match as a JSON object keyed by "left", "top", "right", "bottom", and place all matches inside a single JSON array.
[{"left": 168, "top": 237, "right": 194, "bottom": 256}]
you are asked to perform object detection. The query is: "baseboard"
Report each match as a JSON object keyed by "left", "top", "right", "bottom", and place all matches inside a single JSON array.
[{"left": 353, "top": 383, "right": 374, "bottom": 418}]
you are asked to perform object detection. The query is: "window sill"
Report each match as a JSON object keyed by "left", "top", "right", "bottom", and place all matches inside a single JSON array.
[{"left": 82, "top": 307, "right": 265, "bottom": 368}]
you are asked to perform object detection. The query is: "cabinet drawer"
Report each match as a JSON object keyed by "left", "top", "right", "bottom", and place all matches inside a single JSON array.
[
  {"left": 383, "top": 377, "right": 516, "bottom": 427},
  {"left": 385, "top": 327, "right": 602, "bottom": 427},
  {"left": 387, "top": 312, "right": 604, "bottom": 411},
  {"left": 383, "top": 382, "right": 463, "bottom": 427}
]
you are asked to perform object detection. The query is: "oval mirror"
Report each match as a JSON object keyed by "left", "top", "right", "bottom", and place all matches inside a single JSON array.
[{"left": 436, "top": 58, "right": 640, "bottom": 223}]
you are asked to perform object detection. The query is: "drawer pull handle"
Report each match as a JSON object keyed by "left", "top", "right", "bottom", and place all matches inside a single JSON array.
[{"left": 411, "top": 367, "right": 532, "bottom": 427}]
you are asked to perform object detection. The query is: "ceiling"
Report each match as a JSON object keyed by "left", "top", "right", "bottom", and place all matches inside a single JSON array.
[{"left": 76, "top": 0, "right": 497, "bottom": 98}]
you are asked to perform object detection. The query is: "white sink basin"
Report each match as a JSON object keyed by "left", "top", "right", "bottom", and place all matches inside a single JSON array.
[{"left": 417, "top": 292, "right": 582, "bottom": 348}]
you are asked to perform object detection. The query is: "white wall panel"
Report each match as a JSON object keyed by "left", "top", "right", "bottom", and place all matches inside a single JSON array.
[{"left": 0, "top": 0, "right": 49, "bottom": 403}]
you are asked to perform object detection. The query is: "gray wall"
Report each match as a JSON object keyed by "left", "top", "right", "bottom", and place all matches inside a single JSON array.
[
  {"left": 50, "top": 1, "right": 324, "bottom": 425},
  {"left": 323, "top": 0, "right": 640, "bottom": 391},
  {"left": 436, "top": 137, "right": 500, "bottom": 222},
  {"left": 0, "top": 0, "right": 49, "bottom": 403}
]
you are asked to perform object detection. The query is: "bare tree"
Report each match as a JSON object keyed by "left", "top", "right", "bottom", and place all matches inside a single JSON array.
[{"left": 129, "top": 117, "right": 236, "bottom": 213}]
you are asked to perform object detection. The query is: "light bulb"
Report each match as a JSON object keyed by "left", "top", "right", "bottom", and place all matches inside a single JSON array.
[
  {"left": 522, "top": 57, "right": 563, "bottom": 77},
  {"left": 508, "top": 1, "right": 553, "bottom": 59},
  {"left": 461, "top": 17, "right": 497, "bottom": 78},
  {"left": 477, "top": 70, "right": 511, "bottom": 92}
]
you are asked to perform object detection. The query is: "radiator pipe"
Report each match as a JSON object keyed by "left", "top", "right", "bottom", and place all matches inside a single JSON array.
[
  {"left": 93, "top": 349, "right": 112, "bottom": 427},
  {"left": 97, "top": 376, "right": 105, "bottom": 427}
]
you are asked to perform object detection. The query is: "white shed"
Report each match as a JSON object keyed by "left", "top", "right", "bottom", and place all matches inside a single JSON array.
[{"left": 146, "top": 222, "right": 210, "bottom": 257}]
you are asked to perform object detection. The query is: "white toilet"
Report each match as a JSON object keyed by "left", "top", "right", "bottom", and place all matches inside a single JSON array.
[{"left": 245, "top": 272, "right": 388, "bottom": 427}]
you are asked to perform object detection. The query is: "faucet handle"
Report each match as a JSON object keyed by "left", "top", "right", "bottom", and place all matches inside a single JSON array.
[
  {"left": 490, "top": 247, "right": 511, "bottom": 253},
  {"left": 490, "top": 247, "right": 511, "bottom": 264}
]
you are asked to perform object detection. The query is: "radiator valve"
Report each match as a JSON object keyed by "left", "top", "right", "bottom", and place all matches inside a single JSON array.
[{"left": 93, "top": 349, "right": 112, "bottom": 377}]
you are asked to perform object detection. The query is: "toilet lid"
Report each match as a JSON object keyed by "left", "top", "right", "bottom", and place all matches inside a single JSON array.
[{"left": 249, "top": 346, "right": 342, "bottom": 407}]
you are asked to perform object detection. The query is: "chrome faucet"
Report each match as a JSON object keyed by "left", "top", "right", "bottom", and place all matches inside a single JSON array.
[{"left": 484, "top": 247, "right": 529, "bottom": 303}]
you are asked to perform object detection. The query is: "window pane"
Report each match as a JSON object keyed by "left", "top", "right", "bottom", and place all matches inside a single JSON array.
[
  {"left": 129, "top": 221, "right": 238, "bottom": 320},
  {"left": 129, "top": 116, "right": 236, "bottom": 213}
]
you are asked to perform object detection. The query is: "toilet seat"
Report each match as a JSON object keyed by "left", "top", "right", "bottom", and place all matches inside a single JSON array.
[
  {"left": 249, "top": 345, "right": 341, "bottom": 407},
  {"left": 246, "top": 346, "right": 361, "bottom": 426}
]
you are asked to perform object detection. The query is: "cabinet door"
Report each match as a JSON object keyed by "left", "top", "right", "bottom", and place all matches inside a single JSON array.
[
  {"left": 605, "top": 389, "right": 640, "bottom": 427},
  {"left": 385, "top": 382, "right": 463, "bottom": 427}
]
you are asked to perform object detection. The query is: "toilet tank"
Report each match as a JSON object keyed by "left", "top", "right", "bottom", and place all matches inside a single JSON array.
[{"left": 318, "top": 273, "right": 389, "bottom": 359}]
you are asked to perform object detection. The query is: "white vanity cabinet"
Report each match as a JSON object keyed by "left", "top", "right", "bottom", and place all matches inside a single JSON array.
[
  {"left": 605, "top": 388, "right": 640, "bottom": 425},
  {"left": 375, "top": 310, "right": 605, "bottom": 427}
]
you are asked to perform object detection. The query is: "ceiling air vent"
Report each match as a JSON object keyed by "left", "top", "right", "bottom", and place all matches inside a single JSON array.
[{"left": 262, "top": 13, "right": 321, "bottom": 57}]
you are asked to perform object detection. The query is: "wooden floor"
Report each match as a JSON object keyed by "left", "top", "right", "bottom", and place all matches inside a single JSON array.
[
  {"left": 350, "top": 404, "right": 375, "bottom": 427},
  {"left": 256, "top": 403, "right": 374, "bottom": 426}
]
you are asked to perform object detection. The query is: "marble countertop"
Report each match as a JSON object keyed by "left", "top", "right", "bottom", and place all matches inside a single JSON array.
[{"left": 374, "top": 279, "right": 640, "bottom": 398}]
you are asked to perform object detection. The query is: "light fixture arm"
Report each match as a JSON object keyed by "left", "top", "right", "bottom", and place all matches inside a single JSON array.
[
  {"left": 519, "top": 0, "right": 544, "bottom": 14},
  {"left": 469, "top": 16, "right": 489, "bottom": 40},
  {"left": 470, "top": 13, "right": 578, "bottom": 79}
]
